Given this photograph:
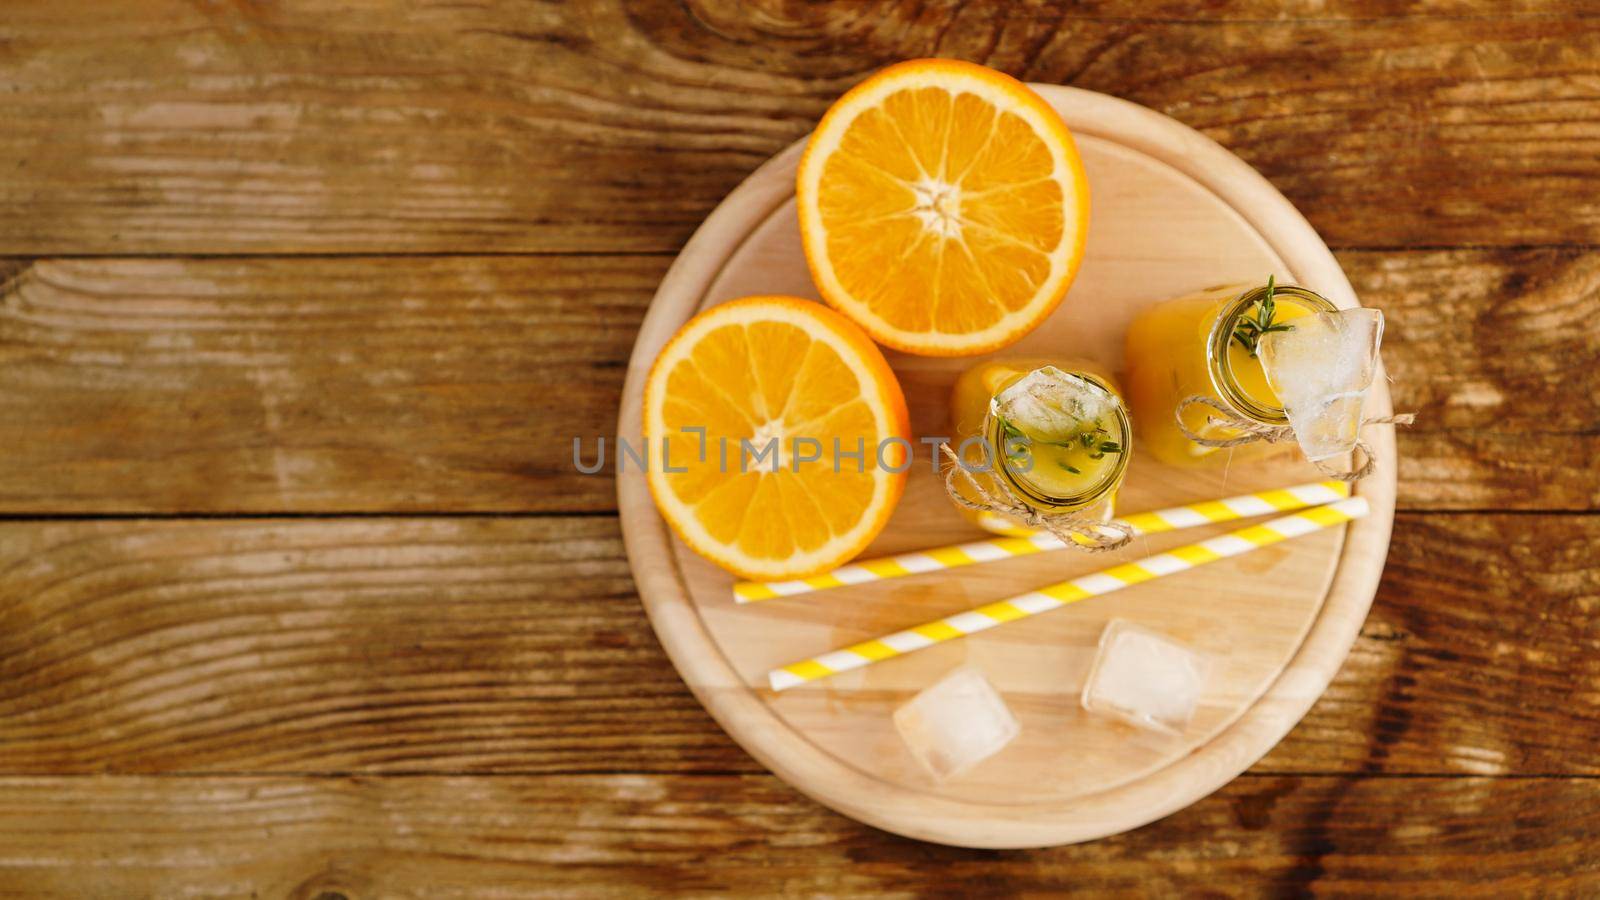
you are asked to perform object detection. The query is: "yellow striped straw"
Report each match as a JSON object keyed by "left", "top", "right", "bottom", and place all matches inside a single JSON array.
[
  {"left": 735, "top": 480, "right": 1349, "bottom": 603},
  {"left": 766, "top": 495, "right": 1368, "bottom": 692}
]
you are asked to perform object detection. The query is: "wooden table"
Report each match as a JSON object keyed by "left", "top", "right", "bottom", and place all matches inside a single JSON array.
[{"left": 1, "top": 2, "right": 1596, "bottom": 895}]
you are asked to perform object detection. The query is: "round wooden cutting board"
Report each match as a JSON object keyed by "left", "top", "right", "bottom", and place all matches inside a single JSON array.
[{"left": 616, "top": 86, "right": 1396, "bottom": 849}]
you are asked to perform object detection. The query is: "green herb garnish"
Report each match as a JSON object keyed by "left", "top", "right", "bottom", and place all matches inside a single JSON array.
[
  {"left": 1001, "top": 413, "right": 1119, "bottom": 475},
  {"left": 995, "top": 417, "right": 1031, "bottom": 466},
  {"left": 1075, "top": 430, "right": 1123, "bottom": 459},
  {"left": 1230, "top": 275, "right": 1295, "bottom": 358},
  {"left": 1089, "top": 440, "right": 1122, "bottom": 460}
]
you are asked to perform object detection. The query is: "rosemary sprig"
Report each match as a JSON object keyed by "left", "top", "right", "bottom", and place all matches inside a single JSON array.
[
  {"left": 995, "top": 416, "right": 1030, "bottom": 464},
  {"left": 998, "top": 414, "right": 1120, "bottom": 475},
  {"left": 1076, "top": 430, "right": 1123, "bottom": 459},
  {"left": 1230, "top": 275, "right": 1295, "bottom": 358}
]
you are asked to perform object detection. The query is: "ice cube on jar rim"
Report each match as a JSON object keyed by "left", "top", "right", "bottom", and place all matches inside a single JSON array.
[
  {"left": 1258, "top": 307, "right": 1385, "bottom": 463},
  {"left": 1258, "top": 307, "right": 1384, "bottom": 408},
  {"left": 893, "top": 666, "right": 1021, "bottom": 781},
  {"left": 989, "top": 365, "right": 1116, "bottom": 442},
  {"left": 1081, "top": 619, "right": 1211, "bottom": 735}
]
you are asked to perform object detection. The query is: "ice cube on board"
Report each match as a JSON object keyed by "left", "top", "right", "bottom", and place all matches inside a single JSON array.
[
  {"left": 1081, "top": 620, "right": 1210, "bottom": 734},
  {"left": 893, "top": 666, "right": 1020, "bottom": 780},
  {"left": 1259, "top": 308, "right": 1384, "bottom": 462},
  {"left": 989, "top": 366, "right": 1114, "bottom": 443}
]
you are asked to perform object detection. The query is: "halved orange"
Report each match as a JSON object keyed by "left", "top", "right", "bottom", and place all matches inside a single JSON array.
[
  {"left": 643, "top": 296, "right": 910, "bottom": 580},
  {"left": 797, "top": 59, "right": 1089, "bottom": 356}
]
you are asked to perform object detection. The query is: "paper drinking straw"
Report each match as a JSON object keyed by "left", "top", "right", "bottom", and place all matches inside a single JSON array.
[
  {"left": 765, "top": 495, "right": 1369, "bottom": 691},
  {"left": 734, "top": 480, "right": 1350, "bottom": 603}
]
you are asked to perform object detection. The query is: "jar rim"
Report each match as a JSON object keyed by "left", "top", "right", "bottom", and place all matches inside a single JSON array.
[
  {"left": 982, "top": 370, "right": 1130, "bottom": 512},
  {"left": 1205, "top": 283, "right": 1338, "bottom": 426}
]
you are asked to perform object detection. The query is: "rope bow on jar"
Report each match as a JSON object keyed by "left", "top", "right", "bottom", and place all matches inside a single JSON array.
[
  {"left": 937, "top": 442, "right": 1133, "bottom": 552},
  {"left": 1175, "top": 395, "right": 1415, "bottom": 483}
]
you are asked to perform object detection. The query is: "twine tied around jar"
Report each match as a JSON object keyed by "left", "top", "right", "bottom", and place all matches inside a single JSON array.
[
  {"left": 937, "top": 442, "right": 1134, "bottom": 552},
  {"left": 1175, "top": 395, "right": 1415, "bottom": 483}
]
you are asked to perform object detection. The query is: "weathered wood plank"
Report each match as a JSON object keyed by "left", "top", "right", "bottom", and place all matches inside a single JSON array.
[
  {"left": 0, "top": 256, "right": 660, "bottom": 513},
  {"left": 1352, "top": 247, "right": 1600, "bottom": 434},
  {"left": 1264, "top": 511, "right": 1600, "bottom": 776},
  {"left": 0, "top": 513, "right": 1593, "bottom": 777},
  {"left": 0, "top": 774, "right": 1593, "bottom": 896},
  {"left": 0, "top": 516, "right": 735, "bottom": 776},
  {"left": 1, "top": 2, "right": 1598, "bottom": 253},
  {"left": 1346, "top": 246, "right": 1600, "bottom": 511},
  {"left": 0, "top": 250, "right": 1592, "bottom": 512},
  {"left": 1397, "top": 433, "right": 1600, "bottom": 511}
]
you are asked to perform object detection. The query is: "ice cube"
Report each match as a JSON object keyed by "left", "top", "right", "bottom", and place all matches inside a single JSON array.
[
  {"left": 893, "top": 666, "right": 1020, "bottom": 780},
  {"left": 1081, "top": 620, "right": 1209, "bottom": 734},
  {"left": 1259, "top": 308, "right": 1384, "bottom": 462},
  {"left": 988, "top": 365, "right": 1114, "bottom": 443}
]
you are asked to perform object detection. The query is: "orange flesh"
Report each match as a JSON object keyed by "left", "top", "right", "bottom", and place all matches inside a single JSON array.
[
  {"left": 818, "top": 89, "right": 1063, "bottom": 335},
  {"left": 799, "top": 60, "right": 1087, "bottom": 355},
  {"left": 645, "top": 297, "right": 909, "bottom": 580},
  {"left": 658, "top": 322, "right": 878, "bottom": 558}
]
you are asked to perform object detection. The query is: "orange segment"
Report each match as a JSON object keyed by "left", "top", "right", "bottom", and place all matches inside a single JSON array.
[
  {"left": 644, "top": 296, "right": 910, "bottom": 580},
  {"left": 797, "top": 59, "right": 1089, "bottom": 356}
]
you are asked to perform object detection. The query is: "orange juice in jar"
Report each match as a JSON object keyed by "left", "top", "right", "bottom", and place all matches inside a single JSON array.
[
  {"left": 1124, "top": 281, "right": 1337, "bottom": 466},
  {"left": 948, "top": 358, "right": 1130, "bottom": 533}
]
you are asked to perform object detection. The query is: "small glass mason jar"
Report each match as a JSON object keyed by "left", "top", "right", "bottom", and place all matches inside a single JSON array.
[
  {"left": 948, "top": 357, "right": 1132, "bottom": 533},
  {"left": 1124, "top": 281, "right": 1338, "bottom": 467}
]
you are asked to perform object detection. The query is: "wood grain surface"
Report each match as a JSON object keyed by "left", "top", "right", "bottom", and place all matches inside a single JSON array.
[
  {"left": 0, "top": 256, "right": 657, "bottom": 513},
  {"left": 0, "top": 249, "right": 1594, "bottom": 512},
  {"left": 0, "top": 775, "right": 1595, "bottom": 897},
  {"left": 2, "top": 1, "right": 1599, "bottom": 253},
  {"left": 0, "top": 514, "right": 1593, "bottom": 779},
  {"left": 1, "top": 0, "right": 1597, "bottom": 892}
]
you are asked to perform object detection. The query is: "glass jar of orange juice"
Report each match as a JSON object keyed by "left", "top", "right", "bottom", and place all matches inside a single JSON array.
[
  {"left": 1124, "top": 280, "right": 1337, "bottom": 466},
  {"left": 948, "top": 358, "right": 1130, "bottom": 535}
]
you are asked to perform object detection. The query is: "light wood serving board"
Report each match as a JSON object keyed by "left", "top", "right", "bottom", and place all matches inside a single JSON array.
[{"left": 616, "top": 86, "right": 1396, "bottom": 849}]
